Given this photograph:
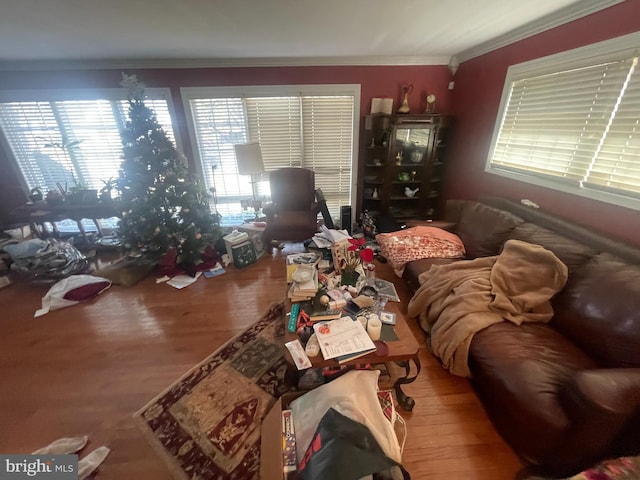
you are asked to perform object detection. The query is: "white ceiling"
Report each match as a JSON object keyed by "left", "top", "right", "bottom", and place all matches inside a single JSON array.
[{"left": 0, "top": 0, "right": 623, "bottom": 68}]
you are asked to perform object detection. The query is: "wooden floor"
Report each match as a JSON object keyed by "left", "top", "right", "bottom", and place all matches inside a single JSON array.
[{"left": 0, "top": 244, "right": 523, "bottom": 479}]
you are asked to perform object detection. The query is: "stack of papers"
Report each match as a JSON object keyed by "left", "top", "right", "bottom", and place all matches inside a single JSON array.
[{"left": 311, "top": 225, "right": 351, "bottom": 248}]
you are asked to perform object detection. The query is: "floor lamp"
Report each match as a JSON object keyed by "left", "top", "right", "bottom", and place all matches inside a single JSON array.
[{"left": 234, "top": 141, "right": 265, "bottom": 220}]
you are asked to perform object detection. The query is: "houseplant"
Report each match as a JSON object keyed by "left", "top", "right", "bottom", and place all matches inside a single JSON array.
[{"left": 340, "top": 237, "right": 375, "bottom": 286}]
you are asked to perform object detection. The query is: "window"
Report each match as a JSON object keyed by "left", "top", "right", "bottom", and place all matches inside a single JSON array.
[
  {"left": 486, "top": 32, "right": 640, "bottom": 210},
  {"left": 0, "top": 89, "right": 178, "bottom": 195},
  {"left": 182, "top": 85, "right": 360, "bottom": 225}
]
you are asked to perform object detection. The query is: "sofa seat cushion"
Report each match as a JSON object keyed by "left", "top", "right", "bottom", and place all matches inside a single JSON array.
[{"left": 468, "top": 322, "right": 598, "bottom": 465}]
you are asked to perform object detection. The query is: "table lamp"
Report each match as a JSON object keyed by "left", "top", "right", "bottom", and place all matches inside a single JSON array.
[{"left": 234, "top": 141, "right": 265, "bottom": 219}]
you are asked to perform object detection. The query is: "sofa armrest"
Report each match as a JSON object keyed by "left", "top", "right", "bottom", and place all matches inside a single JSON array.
[
  {"left": 557, "top": 368, "right": 640, "bottom": 470},
  {"left": 572, "top": 368, "right": 640, "bottom": 416}
]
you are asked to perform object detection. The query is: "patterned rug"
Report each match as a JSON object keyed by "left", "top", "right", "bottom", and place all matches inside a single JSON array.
[{"left": 135, "top": 302, "right": 296, "bottom": 480}]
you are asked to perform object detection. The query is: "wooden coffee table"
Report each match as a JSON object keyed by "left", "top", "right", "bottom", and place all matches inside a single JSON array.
[{"left": 284, "top": 299, "right": 421, "bottom": 411}]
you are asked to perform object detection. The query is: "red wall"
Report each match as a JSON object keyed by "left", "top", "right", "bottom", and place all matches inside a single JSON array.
[
  {"left": 447, "top": 1, "right": 640, "bottom": 247},
  {"left": 0, "top": 64, "right": 451, "bottom": 220}
]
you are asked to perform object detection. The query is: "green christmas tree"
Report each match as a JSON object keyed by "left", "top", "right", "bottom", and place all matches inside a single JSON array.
[{"left": 117, "top": 73, "right": 221, "bottom": 268}]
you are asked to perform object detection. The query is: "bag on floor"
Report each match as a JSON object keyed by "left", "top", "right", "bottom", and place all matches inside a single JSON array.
[{"left": 298, "top": 408, "right": 409, "bottom": 480}]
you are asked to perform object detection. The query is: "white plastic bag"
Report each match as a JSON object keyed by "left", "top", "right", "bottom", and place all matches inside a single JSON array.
[{"left": 289, "top": 369, "right": 402, "bottom": 465}]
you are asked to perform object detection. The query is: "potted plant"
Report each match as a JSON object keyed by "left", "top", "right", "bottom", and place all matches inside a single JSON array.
[
  {"left": 67, "top": 176, "right": 97, "bottom": 204},
  {"left": 99, "top": 177, "right": 117, "bottom": 202}
]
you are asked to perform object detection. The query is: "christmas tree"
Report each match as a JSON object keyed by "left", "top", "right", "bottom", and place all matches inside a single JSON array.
[{"left": 117, "top": 73, "right": 221, "bottom": 268}]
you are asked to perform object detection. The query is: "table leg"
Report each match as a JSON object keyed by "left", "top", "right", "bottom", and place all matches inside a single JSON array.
[{"left": 393, "top": 357, "right": 421, "bottom": 412}]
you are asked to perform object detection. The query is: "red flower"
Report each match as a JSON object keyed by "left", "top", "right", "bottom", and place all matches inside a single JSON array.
[
  {"left": 347, "top": 237, "right": 365, "bottom": 251},
  {"left": 359, "top": 248, "right": 375, "bottom": 263},
  {"left": 345, "top": 237, "right": 375, "bottom": 264}
]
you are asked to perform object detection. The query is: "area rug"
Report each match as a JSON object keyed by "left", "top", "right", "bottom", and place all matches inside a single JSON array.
[{"left": 134, "top": 301, "right": 297, "bottom": 480}]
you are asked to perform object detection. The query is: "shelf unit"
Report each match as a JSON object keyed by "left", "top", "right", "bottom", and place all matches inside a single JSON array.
[{"left": 359, "top": 113, "right": 453, "bottom": 223}]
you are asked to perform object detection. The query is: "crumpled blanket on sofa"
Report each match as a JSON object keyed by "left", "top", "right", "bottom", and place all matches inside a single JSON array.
[{"left": 407, "top": 239, "right": 568, "bottom": 377}]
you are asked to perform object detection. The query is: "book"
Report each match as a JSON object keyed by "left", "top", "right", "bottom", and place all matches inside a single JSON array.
[
  {"left": 313, "top": 317, "right": 376, "bottom": 362},
  {"left": 308, "top": 309, "right": 342, "bottom": 322},
  {"left": 282, "top": 409, "right": 297, "bottom": 479}
]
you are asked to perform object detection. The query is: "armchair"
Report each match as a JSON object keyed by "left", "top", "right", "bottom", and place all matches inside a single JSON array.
[{"left": 262, "top": 168, "right": 319, "bottom": 250}]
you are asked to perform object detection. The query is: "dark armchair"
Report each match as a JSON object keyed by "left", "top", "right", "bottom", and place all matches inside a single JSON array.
[{"left": 262, "top": 168, "right": 319, "bottom": 250}]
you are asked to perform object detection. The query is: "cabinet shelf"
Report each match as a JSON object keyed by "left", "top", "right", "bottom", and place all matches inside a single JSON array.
[{"left": 359, "top": 113, "right": 452, "bottom": 222}]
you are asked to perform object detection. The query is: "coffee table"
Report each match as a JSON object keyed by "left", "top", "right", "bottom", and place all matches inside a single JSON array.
[{"left": 283, "top": 299, "right": 421, "bottom": 411}]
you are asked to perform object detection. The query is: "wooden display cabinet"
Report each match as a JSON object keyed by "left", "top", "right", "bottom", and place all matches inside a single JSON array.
[{"left": 359, "top": 114, "right": 452, "bottom": 224}]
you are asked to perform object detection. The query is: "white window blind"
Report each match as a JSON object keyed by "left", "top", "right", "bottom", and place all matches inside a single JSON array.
[
  {"left": 302, "top": 96, "right": 354, "bottom": 217},
  {"left": 491, "top": 60, "right": 629, "bottom": 183},
  {"left": 487, "top": 33, "right": 640, "bottom": 210},
  {"left": 184, "top": 87, "right": 358, "bottom": 224},
  {"left": 0, "top": 92, "right": 176, "bottom": 194},
  {"left": 586, "top": 57, "right": 640, "bottom": 196}
]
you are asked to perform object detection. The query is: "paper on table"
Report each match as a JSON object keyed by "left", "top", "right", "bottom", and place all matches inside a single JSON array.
[
  {"left": 167, "top": 272, "right": 202, "bottom": 289},
  {"left": 313, "top": 317, "right": 376, "bottom": 361}
]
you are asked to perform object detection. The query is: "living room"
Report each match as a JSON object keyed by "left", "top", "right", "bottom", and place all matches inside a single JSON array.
[{"left": 1, "top": 1, "right": 639, "bottom": 479}]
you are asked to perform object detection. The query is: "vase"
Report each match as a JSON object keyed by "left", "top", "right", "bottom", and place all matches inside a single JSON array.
[{"left": 341, "top": 268, "right": 360, "bottom": 286}]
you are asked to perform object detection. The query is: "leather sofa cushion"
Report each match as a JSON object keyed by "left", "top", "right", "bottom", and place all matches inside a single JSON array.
[
  {"left": 455, "top": 202, "right": 523, "bottom": 258},
  {"left": 468, "top": 322, "right": 598, "bottom": 464},
  {"left": 552, "top": 253, "right": 640, "bottom": 367},
  {"left": 507, "top": 223, "right": 599, "bottom": 274}
]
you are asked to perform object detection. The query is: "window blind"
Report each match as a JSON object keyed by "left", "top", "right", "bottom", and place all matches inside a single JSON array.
[
  {"left": 185, "top": 90, "right": 356, "bottom": 222},
  {"left": 301, "top": 96, "right": 354, "bottom": 217},
  {"left": 0, "top": 95, "right": 175, "bottom": 193},
  {"left": 586, "top": 57, "right": 640, "bottom": 196},
  {"left": 491, "top": 59, "right": 630, "bottom": 184}
]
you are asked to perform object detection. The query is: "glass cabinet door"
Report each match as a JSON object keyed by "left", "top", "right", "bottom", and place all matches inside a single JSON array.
[{"left": 392, "top": 124, "right": 433, "bottom": 166}]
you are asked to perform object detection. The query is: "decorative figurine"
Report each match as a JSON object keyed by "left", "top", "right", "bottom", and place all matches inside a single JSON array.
[
  {"left": 397, "top": 84, "right": 414, "bottom": 114},
  {"left": 404, "top": 187, "right": 419, "bottom": 198}
]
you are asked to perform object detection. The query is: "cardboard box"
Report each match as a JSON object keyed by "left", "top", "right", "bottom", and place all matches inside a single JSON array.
[
  {"left": 231, "top": 240, "right": 257, "bottom": 269},
  {"left": 260, "top": 392, "right": 304, "bottom": 480},
  {"left": 238, "top": 222, "right": 266, "bottom": 258},
  {"left": 223, "top": 230, "right": 249, "bottom": 259}
]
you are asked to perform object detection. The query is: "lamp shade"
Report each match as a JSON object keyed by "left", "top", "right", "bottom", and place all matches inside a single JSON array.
[{"left": 234, "top": 142, "right": 265, "bottom": 176}]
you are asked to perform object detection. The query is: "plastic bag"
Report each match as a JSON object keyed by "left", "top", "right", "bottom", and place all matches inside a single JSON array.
[
  {"left": 298, "top": 408, "right": 409, "bottom": 480},
  {"left": 6, "top": 238, "right": 88, "bottom": 279}
]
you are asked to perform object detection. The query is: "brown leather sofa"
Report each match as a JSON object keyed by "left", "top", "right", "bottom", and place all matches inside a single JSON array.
[{"left": 402, "top": 197, "right": 640, "bottom": 476}]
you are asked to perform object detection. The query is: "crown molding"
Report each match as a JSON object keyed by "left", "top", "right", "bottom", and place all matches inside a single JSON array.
[
  {"left": 0, "top": 55, "right": 451, "bottom": 72},
  {"left": 455, "top": 0, "right": 626, "bottom": 63}
]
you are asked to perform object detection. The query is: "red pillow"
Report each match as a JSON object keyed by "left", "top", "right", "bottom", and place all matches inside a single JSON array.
[{"left": 63, "top": 281, "right": 111, "bottom": 301}]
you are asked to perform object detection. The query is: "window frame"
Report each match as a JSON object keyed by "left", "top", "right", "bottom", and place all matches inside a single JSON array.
[
  {"left": 0, "top": 87, "right": 181, "bottom": 196},
  {"left": 180, "top": 84, "right": 361, "bottom": 222},
  {"left": 485, "top": 31, "right": 640, "bottom": 211}
]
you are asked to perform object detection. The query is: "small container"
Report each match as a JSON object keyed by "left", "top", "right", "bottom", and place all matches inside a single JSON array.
[{"left": 366, "top": 315, "right": 382, "bottom": 341}]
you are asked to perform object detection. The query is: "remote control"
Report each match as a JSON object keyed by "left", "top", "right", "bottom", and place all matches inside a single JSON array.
[{"left": 288, "top": 303, "right": 300, "bottom": 333}]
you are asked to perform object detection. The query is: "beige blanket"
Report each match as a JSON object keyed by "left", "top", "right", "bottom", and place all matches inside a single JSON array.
[{"left": 407, "top": 239, "right": 568, "bottom": 377}]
